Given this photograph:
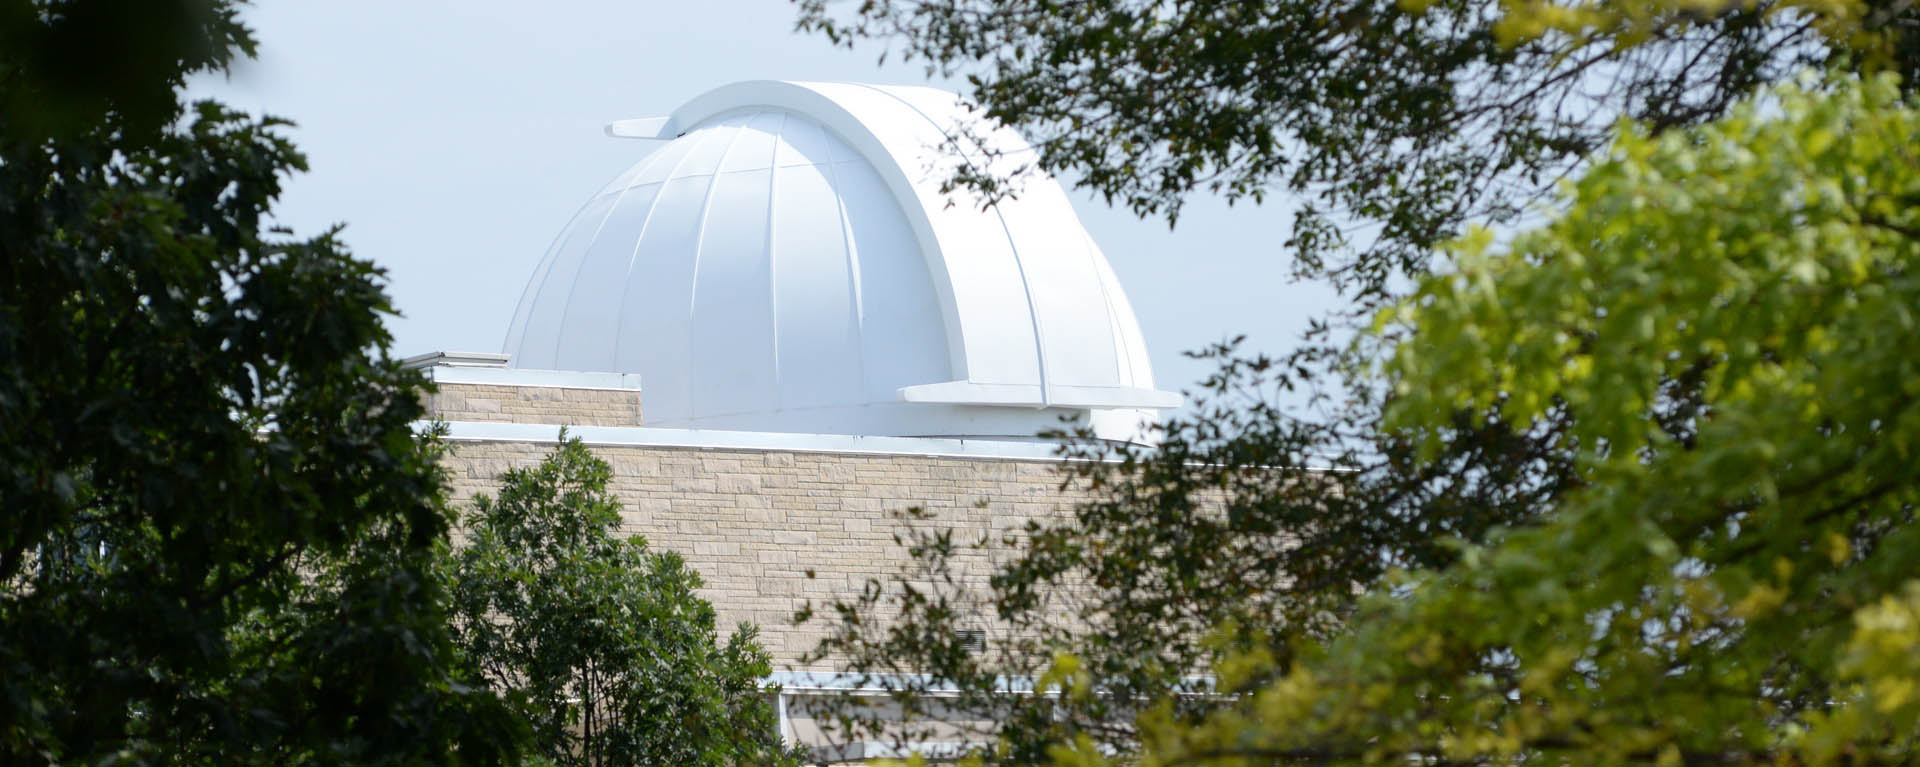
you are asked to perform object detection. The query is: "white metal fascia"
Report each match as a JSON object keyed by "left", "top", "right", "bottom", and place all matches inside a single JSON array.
[
  {"left": 424, "top": 366, "right": 641, "bottom": 392},
  {"left": 430, "top": 420, "right": 1077, "bottom": 462}
]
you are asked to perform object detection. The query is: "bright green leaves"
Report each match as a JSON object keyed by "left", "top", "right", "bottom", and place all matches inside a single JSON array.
[
  {"left": 444, "top": 436, "right": 798, "bottom": 767},
  {"left": 1812, "top": 584, "right": 1920, "bottom": 761},
  {"left": 1125, "top": 73, "right": 1920, "bottom": 766},
  {"left": 1385, "top": 72, "right": 1920, "bottom": 471},
  {"left": 791, "top": 1, "right": 1920, "bottom": 764},
  {"left": 1490, "top": 0, "right": 1912, "bottom": 86}
]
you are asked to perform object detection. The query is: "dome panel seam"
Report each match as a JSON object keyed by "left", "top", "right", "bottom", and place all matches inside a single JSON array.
[
  {"left": 608, "top": 128, "right": 721, "bottom": 371},
  {"left": 685, "top": 112, "right": 762, "bottom": 420}
]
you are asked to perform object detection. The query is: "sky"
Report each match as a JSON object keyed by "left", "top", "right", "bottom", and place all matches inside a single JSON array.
[{"left": 185, "top": 0, "right": 1338, "bottom": 408}]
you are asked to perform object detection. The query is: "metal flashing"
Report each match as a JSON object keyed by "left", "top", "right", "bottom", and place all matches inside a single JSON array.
[
  {"left": 424, "top": 365, "right": 641, "bottom": 392},
  {"left": 400, "top": 350, "right": 510, "bottom": 370},
  {"left": 432, "top": 420, "right": 1074, "bottom": 462}
]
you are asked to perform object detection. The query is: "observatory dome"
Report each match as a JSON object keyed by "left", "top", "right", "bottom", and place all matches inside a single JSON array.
[{"left": 504, "top": 81, "right": 1178, "bottom": 440}]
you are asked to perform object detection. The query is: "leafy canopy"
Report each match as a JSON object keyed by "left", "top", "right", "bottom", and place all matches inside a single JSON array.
[
  {"left": 795, "top": 0, "right": 1917, "bottom": 302},
  {"left": 1, "top": 2, "right": 521, "bottom": 762},
  {"left": 1098, "top": 72, "right": 1920, "bottom": 767},
  {"left": 445, "top": 436, "right": 799, "bottom": 767},
  {"left": 792, "top": 0, "right": 1920, "bottom": 763},
  {"left": 796, "top": 339, "right": 1574, "bottom": 762},
  {"left": 0, "top": 0, "right": 256, "bottom": 140}
]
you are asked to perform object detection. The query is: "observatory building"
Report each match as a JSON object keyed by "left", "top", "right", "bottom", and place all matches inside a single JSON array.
[{"left": 411, "top": 80, "right": 1178, "bottom": 755}]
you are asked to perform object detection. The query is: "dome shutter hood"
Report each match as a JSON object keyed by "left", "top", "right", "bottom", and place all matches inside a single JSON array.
[{"left": 505, "top": 81, "right": 1178, "bottom": 440}]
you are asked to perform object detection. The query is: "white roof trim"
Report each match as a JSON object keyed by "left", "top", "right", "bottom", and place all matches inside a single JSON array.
[
  {"left": 424, "top": 366, "right": 641, "bottom": 391},
  {"left": 431, "top": 420, "right": 1076, "bottom": 462}
]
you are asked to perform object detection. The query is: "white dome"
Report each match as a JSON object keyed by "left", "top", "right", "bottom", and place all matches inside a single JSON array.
[{"left": 505, "top": 81, "right": 1177, "bottom": 440}]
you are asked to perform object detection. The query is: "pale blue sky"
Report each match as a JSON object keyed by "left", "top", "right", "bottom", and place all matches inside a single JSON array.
[{"left": 187, "top": 0, "right": 1337, "bottom": 407}]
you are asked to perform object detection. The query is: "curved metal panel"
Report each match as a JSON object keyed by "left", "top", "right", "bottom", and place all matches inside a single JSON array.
[{"left": 505, "top": 81, "right": 1178, "bottom": 439}]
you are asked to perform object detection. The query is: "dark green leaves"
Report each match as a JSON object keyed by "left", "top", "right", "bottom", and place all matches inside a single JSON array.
[
  {"left": 0, "top": 0, "right": 256, "bottom": 144},
  {"left": 1, "top": 5, "right": 521, "bottom": 762},
  {"left": 445, "top": 436, "right": 798, "bottom": 767}
]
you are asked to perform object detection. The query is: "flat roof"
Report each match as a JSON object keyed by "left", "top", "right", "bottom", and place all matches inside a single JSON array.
[
  {"left": 420, "top": 364, "right": 642, "bottom": 392},
  {"left": 430, "top": 420, "right": 1074, "bottom": 462}
]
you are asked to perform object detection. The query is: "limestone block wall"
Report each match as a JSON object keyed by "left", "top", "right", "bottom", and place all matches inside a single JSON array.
[
  {"left": 425, "top": 382, "right": 644, "bottom": 427},
  {"left": 440, "top": 438, "right": 1095, "bottom": 670}
]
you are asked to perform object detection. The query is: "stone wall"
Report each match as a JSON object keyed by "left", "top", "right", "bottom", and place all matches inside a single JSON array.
[
  {"left": 425, "top": 382, "right": 643, "bottom": 427},
  {"left": 440, "top": 438, "right": 1093, "bottom": 669}
]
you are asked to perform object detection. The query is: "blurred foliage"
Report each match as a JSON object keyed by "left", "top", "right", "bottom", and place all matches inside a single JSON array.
[
  {"left": 794, "top": 0, "right": 1918, "bottom": 304},
  {"left": 0, "top": 0, "right": 255, "bottom": 142},
  {"left": 1101, "top": 72, "right": 1920, "bottom": 766},
  {"left": 444, "top": 435, "right": 801, "bottom": 767},
  {"left": 0, "top": 1, "right": 526, "bottom": 762},
  {"left": 1490, "top": 0, "right": 1919, "bottom": 80}
]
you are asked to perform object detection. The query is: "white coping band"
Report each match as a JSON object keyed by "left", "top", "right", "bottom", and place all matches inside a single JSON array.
[
  {"left": 426, "top": 366, "right": 642, "bottom": 392},
  {"left": 431, "top": 420, "right": 1076, "bottom": 462}
]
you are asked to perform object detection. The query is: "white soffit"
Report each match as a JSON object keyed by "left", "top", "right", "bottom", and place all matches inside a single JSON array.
[{"left": 503, "top": 80, "right": 1178, "bottom": 440}]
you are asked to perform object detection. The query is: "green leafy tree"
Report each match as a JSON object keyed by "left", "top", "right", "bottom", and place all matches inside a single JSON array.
[
  {"left": 0, "top": 0, "right": 255, "bottom": 141},
  {"left": 795, "top": 0, "right": 1918, "bottom": 303},
  {"left": 1098, "top": 72, "right": 1920, "bottom": 767},
  {"left": 445, "top": 436, "right": 800, "bottom": 767},
  {"left": 797, "top": 339, "right": 1577, "bottom": 762},
  {"left": 1, "top": 1, "right": 523, "bottom": 763},
  {"left": 788, "top": 1, "right": 1917, "bottom": 762}
]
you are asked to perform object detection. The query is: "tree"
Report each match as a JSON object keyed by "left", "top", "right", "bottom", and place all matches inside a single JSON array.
[
  {"left": 795, "top": 0, "right": 1918, "bottom": 303},
  {"left": 788, "top": 1, "right": 1920, "bottom": 763},
  {"left": 798, "top": 339, "right": 1576, "bottom": 762},
  {"left": 1092, "top": 72, "right": 1920, "bottom": 766},
  {"left": 0, "top": 0, "right": 255, "bottom": 141},
  {"left": 444, "top": 436, "right": 800, "bottom": 767},
  {"left": 1, "top": 2, "right": 522, "bottom": 762}
]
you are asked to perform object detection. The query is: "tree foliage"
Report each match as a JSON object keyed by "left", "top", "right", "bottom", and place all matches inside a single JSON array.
[
  {"left": 795, "top": 0, "right": 1918, "bottom": 302},
  {"left": 445, "top": 436, "right": 798, "bottom": 767},
  {"left": 797, "top": 339, "right": 1575, "bottom": 761},
  {"left": 0, "top": 0, "right": 256, "bottom": 141},
  {"left": 0, "top": 2, "right": 522, "bottom": 762},
  {"left": 805, "top": 68, "right": 1920, "bottom": 767},
  {"left": 1089, "top": 72, "right": 1920, "bottom": 767},
  {"left": 791, "top": 0, "right": 1920, "bottom": 762}
]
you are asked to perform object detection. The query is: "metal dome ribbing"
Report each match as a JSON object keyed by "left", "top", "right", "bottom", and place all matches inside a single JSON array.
[{"left": 504, "top": 81, "right": 1177, "bottom": 439}]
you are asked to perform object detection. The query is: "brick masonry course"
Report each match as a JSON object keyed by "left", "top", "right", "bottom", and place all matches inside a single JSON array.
[
  {"left": 440, "top": 440, "right": 1095, "bottom": 670},
  {"left": 425, "top": 382, "right": 644, "bottom": 427}
]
